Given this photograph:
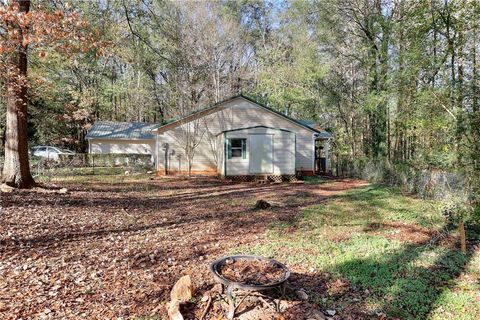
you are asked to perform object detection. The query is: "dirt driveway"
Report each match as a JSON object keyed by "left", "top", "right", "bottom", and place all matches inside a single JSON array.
[{"left": 0, "top": 175, "right": 366, "bottom": 319}]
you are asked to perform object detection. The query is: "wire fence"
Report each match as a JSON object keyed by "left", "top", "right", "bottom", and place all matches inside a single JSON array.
[
  {"left": 0, "top": 153, "right": 154, "bottom": 181},
  {"left": 330, "top": 156, "right": 470, "bottom": 201}
]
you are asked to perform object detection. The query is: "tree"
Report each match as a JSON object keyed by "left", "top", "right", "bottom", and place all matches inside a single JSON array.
[
  {"left": 1, "top": 0, "right": 33, "bottom": 188},
  {"left": 0, "top": 0, "right": 95, "bottom": 188}
]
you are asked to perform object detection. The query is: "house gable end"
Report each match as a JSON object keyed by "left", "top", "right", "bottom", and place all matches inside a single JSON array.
[
  {"left": 153, "top": 95, "right": 320, "bottom": 135},
  {"left": 154, "top": 96, "right": 319, "bottom": 174}
]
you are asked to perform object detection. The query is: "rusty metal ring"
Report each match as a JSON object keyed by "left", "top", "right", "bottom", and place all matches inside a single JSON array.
[{"left": 209, "top": 254, "right": 290, "bottom": 290}]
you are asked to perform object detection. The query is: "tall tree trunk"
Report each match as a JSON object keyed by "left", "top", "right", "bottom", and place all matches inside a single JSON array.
[{"left": 2, "top": 0, "right": 35, "bottom": 189}]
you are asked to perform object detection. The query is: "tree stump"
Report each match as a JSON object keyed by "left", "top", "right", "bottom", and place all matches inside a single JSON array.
[{"left": 254, "top": 200, "right": 271, "bottom": 210}]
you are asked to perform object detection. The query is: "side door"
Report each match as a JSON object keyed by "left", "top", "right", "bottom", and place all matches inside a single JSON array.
[{"left": 249, "top": 134, "right": 273, "bottom": 174}]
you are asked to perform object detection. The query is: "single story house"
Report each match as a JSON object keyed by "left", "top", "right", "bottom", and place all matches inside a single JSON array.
[
  {"left": 85, "top": 121, "right": 159, "bottom": 156},
  {"left": 152, "top": 95, "right": 332, "bottom": 178}
]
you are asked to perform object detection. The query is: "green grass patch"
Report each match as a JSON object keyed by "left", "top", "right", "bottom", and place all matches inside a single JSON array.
[
  {"left": 34, "top": 167, "right": 127, "bottom": 182},
  {"left": 302, "top": 176, "right": 330, "bottom": 184},
  {"left": 237, "top": 185, "right": 479, "bottom": 319}
]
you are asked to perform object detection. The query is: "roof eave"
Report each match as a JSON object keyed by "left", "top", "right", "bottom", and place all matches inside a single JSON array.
[
  {"left": 86, "top": 136, "right": 154, "bottom": 140},
  {"left": 215, "top": 125, "right": 294, "bottom": 136}
]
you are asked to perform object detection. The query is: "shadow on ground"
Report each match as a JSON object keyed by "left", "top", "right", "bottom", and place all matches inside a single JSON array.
[
  {"left": 282, "top": 234, "right": 474, "bottom": 319},
  {"left": 0, "top": 178, "right": 365, "bottom": 252}
]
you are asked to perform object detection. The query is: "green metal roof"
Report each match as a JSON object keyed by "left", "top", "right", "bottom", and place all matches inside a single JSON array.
[
  {"left": 297, "top": 119, "right": 317, "bottom": 127},
  {"left": 86, "top": 121, "right": 160, "bottom": 140}
]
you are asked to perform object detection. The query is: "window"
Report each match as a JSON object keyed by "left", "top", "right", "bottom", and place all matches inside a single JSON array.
[{"left": 228, "top": 138, "right": 246, "bottom": 159}]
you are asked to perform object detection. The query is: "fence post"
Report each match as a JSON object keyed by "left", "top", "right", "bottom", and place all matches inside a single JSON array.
[
  {"left": 459, "top": 220, "right": 467, "bottom": 254},
  {"left": 92, "top": 154, "right": 95, "bottom": 175}
]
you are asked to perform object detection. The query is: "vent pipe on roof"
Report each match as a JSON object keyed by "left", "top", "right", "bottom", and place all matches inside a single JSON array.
[{"left": 284, "top": 105, "right": 290, "bottom": 117}]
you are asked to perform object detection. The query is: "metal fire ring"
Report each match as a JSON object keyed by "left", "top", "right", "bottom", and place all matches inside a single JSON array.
[{"left": 210, "top": 255, "right": 290, "bottom": 319}]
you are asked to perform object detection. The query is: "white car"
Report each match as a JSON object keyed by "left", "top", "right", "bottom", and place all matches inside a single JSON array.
[{"left": 32, "top": 146, "right": 75, "bottom": 161}]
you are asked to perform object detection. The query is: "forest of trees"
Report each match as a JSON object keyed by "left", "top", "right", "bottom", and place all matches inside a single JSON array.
[{"left": 1, "top": 0, "right": 479, "bottom": 191}]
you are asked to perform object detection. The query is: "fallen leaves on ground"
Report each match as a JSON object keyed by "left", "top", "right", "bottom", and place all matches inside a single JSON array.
[{"left": 0, "top": 176, "right": 365, "bottom": 319}]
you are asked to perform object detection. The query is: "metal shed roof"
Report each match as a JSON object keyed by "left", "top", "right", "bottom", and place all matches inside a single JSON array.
[{"left": 85, "top": 121, "right": 160, "bottom": 140}]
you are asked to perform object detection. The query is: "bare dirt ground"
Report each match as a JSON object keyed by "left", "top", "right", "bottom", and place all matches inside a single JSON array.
[{"left": 0, "top": 175, "right": 366, "bottom": 319}]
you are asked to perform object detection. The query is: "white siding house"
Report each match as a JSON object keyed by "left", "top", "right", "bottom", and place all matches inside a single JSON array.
[
  {"left": 153, "top": 95, "right": 332, "bottom": 178},
  {"left": 220, "top": 126, "right": 296, "bottom": 176},
  {"left": 89, "top": 139, "right": 154, "bottom": 154},
  {"left": 86, "top": 121, "right": 159, "bottom": 160}
]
